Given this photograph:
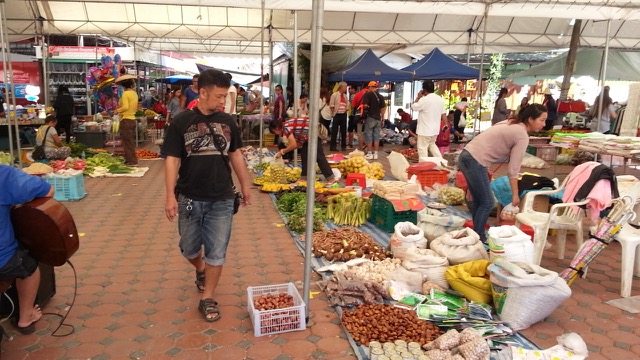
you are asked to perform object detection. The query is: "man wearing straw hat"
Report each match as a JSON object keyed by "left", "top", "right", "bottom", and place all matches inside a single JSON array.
[{"left": 115, "top": 74, "right": 139, "bottom": 165}]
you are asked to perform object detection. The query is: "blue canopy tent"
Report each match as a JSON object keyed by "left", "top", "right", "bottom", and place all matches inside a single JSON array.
[
  {"left": 154, "top": 75, "right": 193, "bottom": 85},
  {"left": 328, "top": 49, "right": 413, "bottom": 82},
  {"left": 402, "top": 48, "right": 479, "bottom": 80}
]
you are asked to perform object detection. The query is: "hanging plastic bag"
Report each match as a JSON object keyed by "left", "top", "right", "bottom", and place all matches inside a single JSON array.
[{"left": 500, "top": 203, "right": 519, "bottom": 221}]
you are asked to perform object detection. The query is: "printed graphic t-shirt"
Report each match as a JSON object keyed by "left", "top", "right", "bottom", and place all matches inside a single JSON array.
[{"left": 163, "top": 109, "right": 243, "bottom": 202}]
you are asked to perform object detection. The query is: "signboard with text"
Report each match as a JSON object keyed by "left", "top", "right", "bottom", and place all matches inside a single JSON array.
[{"left": 48, "top": 46, "right": 115, "bottom": 60}]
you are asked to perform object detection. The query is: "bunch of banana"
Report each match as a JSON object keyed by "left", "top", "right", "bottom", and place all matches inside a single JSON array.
[
  {"left": 261, "top": 183, "right": 292, "bottom": 192},
  {"left": 144, "top": 109, "right": 159, "bottom": 117},
  {"left": 326, "top": 193, "right": 371, "bottom": 227}
]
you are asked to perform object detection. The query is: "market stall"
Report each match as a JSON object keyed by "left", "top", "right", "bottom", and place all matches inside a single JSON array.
[{"left": 243, "top": 148, "right": 591, "bottom": 360}]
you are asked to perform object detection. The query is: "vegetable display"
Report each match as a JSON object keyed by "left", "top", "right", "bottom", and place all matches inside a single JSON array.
[
  {"left": 326, "top": 193, "right": 371, "bottom": 227},
  {"left": 136, "top": 149, "right": 160, "bottom": 159},
  {"left": 0, "top": 152, "right": 13, "bottom": 165},
  {"left": 341, "top": 303, "right": 440, "bottom": 346},
  {"left": 275, "top": 192, "right": 325, "bottom": 233},
  {"left": 312, "top": 227, "right": 387, "bottom": 261},
  {"left": 399, "top": 148, "right": 419, "bottom": 162}
]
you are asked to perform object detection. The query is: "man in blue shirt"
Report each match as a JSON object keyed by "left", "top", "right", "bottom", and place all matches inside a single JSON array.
[{"left": 0, "top": 165, "right": 54, "bottom": 334}]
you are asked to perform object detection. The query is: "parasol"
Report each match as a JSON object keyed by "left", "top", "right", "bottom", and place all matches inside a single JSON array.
[{"left": 560, "top": 197, "right": 636, "bottom": 285}]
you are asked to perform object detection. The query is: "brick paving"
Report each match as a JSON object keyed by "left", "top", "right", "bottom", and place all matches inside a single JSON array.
[{"left": 1, "top": 145, "right": 639, "bottom": 359}]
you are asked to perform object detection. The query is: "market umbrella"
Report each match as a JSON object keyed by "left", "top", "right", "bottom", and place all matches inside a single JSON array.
[
  {"left": 560, "top": 197, "right": 636, "bottom": 285},
  {"left": 154, "top": 75, "right": 193, "bottom": 85}
]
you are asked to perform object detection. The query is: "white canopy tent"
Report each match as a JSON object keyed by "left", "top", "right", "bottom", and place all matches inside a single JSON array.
[{"left": 4, "top": 0, "right": 640, "bottom": 55}]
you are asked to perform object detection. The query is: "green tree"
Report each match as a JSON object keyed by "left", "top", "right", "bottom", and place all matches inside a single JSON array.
[{"left": 482, "top": 53, "right": 505, "bottom": 111}]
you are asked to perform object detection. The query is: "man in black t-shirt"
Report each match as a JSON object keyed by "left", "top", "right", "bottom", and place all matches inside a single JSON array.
[
  {"left": 163, "top": 69, "right": 251, "bottom": 323},
  {"left": 361, "top": 81, "right": 386, "bottom": 160}
]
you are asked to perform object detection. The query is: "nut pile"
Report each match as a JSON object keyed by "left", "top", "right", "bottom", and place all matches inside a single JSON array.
[
  {"left": 342, "top": 303, "right": 440, "bottom": 345},
  {"left": 423, "top": 328, "right": 489, "bottom": 360},
  {"left": 252, "top": 293, "right": 294, "bottom": 311},
  {"left": 312, "top": 227, "right": 387, "bottom": 261}
]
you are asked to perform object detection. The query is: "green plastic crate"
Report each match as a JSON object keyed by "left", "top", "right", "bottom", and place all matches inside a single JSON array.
[{"left": 368, "top": 194, "right": 417, "bottom": 232}]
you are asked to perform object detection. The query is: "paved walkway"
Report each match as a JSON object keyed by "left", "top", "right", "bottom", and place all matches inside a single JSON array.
[
  {"left": 1, "top": 159, "right": 354, "bottom": 359},
  {"left": 1, "top": 150, "right": 639, "bottom": 360}
]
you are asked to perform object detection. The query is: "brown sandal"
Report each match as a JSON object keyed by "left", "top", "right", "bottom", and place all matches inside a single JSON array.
[
  {"left": 198, "top": 298, "right": 220, "bottom": 322},
  {"left": 195, "top": 270, "right": 205, "bottom": 292}
]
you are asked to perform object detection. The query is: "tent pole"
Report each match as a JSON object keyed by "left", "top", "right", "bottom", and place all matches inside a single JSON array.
[
  {"left": 303, "top": 0, "right": 324, "bottom": 321},
  {"left": 560, "top": 20, "right": 582, "bottom": 102},
  {"left": 0, "top": 0, "right": 14, "bottom": 163},
  {"left": 475, "top": 5, "right": 489, "bottom": 135},
  {"left": 258, "top": 0, "right": 265, "bottom": 164},
  {"left": 269, "top": 14, "right": 274, "bottom": 104},
  {"left": 2, "top": 0, "right": 21, "bottom": 166},
  {"left": 596, "top": 19, "right": 611, "bottom": 133},
  {"left": 293, "top": 10, "right": 299, "bottom": 167}
]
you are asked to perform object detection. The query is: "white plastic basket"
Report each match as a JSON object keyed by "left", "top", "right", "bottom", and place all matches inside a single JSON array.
[{"left": 247, "top": 282, "right": 306, "bottom": 337}]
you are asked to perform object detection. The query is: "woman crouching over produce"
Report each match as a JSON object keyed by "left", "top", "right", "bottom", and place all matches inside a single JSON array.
[
  {"left": 35, "top": 115, "right": 71, "bottom": 160},
  {"left": 458, "top": 104, "right": 547, "bottom": 242},
  {"left": 269, "top": 118, "right": 338, "bottom": 186}
]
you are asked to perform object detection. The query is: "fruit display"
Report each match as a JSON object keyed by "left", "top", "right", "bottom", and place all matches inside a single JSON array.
[
  {"left": 326, "top": 193, "right": 371, "bottom": 227},
  {"left": 336, "top": 156, "right": 385, "bottom": 180},
  {"left": 312, "top": 227, "right": 387, "bottom": 261},
  {"left": 399, "top": 148, "right": 419, "bottom": 161},
  {"left": 143, "top": 109, "right": 158, "bottom": 117},
  {"left": 286, "top": 167, "right": 302, "bottom": 182},
  {"left": 298, "top": 180, "right": 324, "bottom": 189},
  {"left": 253, "top": 177, "right": 267, "bottom": 186},
  {"left": 252, "top": 293, "right": 294, "bottom": 311},
  {"left": 341, "top": 303, "right": 440, "bottom": 345},
  {"left": 261, "top": 183, "right": 292, "bottom": 192},
  {"left": 262, "top": 164, "right": 288, "bottom": 184},
  {"left": 136, "top": 149, "right": 160, "bottom": 159},
  {"left": 437, "top": 186, "right": 465, "bottom": 205}
]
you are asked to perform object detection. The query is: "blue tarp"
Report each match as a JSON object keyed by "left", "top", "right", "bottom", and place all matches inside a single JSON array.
[
  {"left": 402, "top": 48, "right": 480, "bottom": 80},
  {"left": 328, "top": 49, "right": 413, "bottom": 82}
]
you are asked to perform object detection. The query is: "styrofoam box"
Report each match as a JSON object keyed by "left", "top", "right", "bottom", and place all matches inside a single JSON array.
[{"left": 247, "top": 282, "right": 306, "bottom": 337}]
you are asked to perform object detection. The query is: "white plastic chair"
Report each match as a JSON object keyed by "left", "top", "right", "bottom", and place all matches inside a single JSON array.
[
  {"left": 515, "top": 176, "right": 589, "bottom": 265},
  {"left": 612, "top": 224, "right": 640, "bottom": 298}
]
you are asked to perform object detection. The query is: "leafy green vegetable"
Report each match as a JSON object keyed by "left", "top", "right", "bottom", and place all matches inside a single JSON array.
[
  {"left": 86, "top": 153, "right": 125, "bottom": 168},
  {"left": 107, "top": 164, "right": 134, "bottom": 174},
  {"left": 276, "top": 192, "right": 325, "bottom": 233}
]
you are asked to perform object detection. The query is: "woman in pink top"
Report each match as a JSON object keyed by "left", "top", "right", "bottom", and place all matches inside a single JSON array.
[{"left": 458, "top": 104, "right": 547, "bottom": 242}]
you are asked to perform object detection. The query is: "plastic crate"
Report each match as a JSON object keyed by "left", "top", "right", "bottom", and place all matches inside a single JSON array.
[
  {"left": 247, "top": 282, "right": 306, "bottom": 337},
  {"left": 44, "top": 173, "right": 86, "bottom": 201},
  {"left": 368, "top": 194, "right": 417, "bottom": 232},
  {"left": 406, "top": 168, "right": 449, "bottom": 188}
]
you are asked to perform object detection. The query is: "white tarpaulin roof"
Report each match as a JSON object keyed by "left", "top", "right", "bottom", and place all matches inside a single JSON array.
[{"left": 5, "top": 0, "right": 640, "bottom": 55}]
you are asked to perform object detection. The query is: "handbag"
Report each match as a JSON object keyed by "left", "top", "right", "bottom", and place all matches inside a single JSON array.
[
  {"left": 318, "top": 103, "right": 330, "bottom": 141},
  {"left": 32, "top": 126, "right": 52, "bottom": 160}
]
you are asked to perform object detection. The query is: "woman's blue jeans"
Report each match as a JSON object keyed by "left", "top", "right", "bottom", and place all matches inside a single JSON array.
[{"left": 458, "top": 150, "right": 494, "bottom": 241}]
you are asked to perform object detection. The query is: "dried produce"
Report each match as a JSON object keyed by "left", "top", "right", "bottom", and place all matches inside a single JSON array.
[
  {"left": 326, "top": 193, "right": 371, "bottom": 226},
  {"left": 424, "top": 329, "right": 460, "bottom": 350},
  {"left": 312, "top": 227, "right": 387, "bottom": 262},
  {"left": 438, "top": 186, "right": 465, "bottom": 205},
  {"left": 457, "top": 338, "right": 490, "bottom": 360},
  {"left": 340, "top": 258, "right": 402, "bottom": 283},
  {"left": 22, "top": 162, "right": 54, "bottom": 175},
  {"left": 425, "top": 349, "right": 452, "bottom": 360},
  {"left": 317, "top": 272, "right": 391, "bottom": 306},
  {"left": 341, "top": 303, "right": 440, "bottom": 346},
  {"left": 252, "top": 293, "right": 294, "bottom": 311}
]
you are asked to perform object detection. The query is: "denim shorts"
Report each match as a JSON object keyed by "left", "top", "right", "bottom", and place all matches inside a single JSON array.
[
  {"left": 0, "top": 247, "right": 39, "bottom": 280},
  {"left": 177, "top": 194, "right": 235, "bottom": 266},
  {"left": 363, "top": 117, "right": 381, "bottom": 143}
]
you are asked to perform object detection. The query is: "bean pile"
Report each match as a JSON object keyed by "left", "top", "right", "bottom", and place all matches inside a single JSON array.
[{"left": 342, "top": 303, "right": 440, "bottom": 346}]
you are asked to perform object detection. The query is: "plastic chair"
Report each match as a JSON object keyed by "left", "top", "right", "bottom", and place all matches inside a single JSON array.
[
  {"left": 612, "top": 224, "right": 640, "bottom": 298},
  {"left": 515, "top": 175, "right": 589, "bottom": 265}
]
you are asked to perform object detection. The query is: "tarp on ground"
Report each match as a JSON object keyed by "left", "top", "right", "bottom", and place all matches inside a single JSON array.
[
  {"left": 509, "top": 49, "right": 640, "bottom": 84},
  {"left": 328, "top": 49, "right": 413, "bottom": 82},
  {"left": 401, "top": 48, "right": 480, "bottom": 80}
]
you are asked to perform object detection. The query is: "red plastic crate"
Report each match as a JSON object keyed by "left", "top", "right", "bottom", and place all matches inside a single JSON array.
[{"left": 407, "top": 168, "right": 449, "bottom": 188}]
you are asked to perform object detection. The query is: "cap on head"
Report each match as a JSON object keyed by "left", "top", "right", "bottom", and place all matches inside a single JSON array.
[{"left": 368, "top": 81, "right": 378, "bottom": 88}]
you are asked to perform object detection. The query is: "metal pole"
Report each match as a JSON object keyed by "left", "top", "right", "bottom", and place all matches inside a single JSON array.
[
  {"left": 0, "top": 0, "right": 14, "bottom": 161},
  {"left": 475, "top": 5, "right": 489, "bottom": 135},
  {"left": 269, "top": 16, "right": 274, "bottom": 104},
  {"left": 303, "top": 0, "right": 324, "bottom": 320},
  {"left": 2, "top": 0, "right": 21, "bottom": 166},
  {"left": 258, "top": 0, "right": 265, "bottom": 162},
  {"left": 596, "top": 19, "right": 611, "bottom": 133},
  {"left": 42, "top": 36, "right": 49, "bottom": 107},
  {"left": 293, "top": 10, "right": 299, "bottom": 167}
]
